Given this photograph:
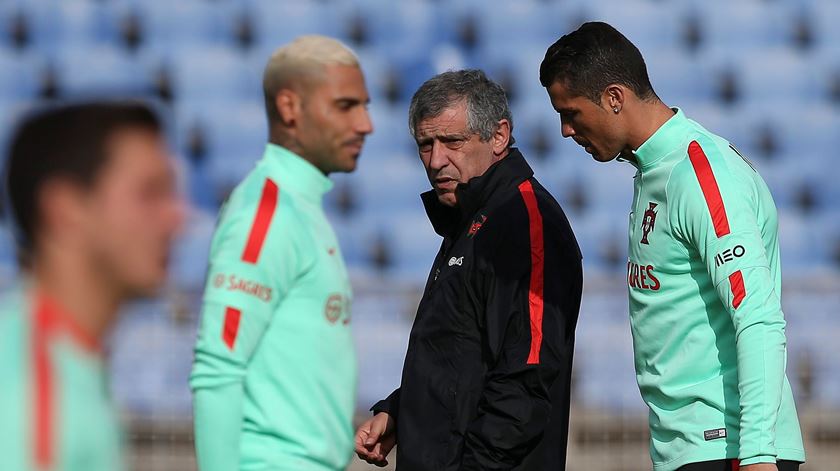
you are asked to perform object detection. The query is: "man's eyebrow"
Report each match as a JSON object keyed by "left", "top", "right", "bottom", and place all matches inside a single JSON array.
[
  {"left": 416, "top": 132, "right": 468, "bottom": 144},
  {"left": 334, "top": 97, "right": 369, "bottom": 106}
]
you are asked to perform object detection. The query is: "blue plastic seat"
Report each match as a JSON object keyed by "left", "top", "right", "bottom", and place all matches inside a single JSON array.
[
  {"left": 127, "top": 0, "right": 235, "bottom": 52},
  {"left": 249, "top": 0, "right": 343, "bottom": 53},
  {"left": 52, "top": 43, "right": 152, "bottom": 96},
  {"left": 0, "top": 47, "right": 43, "bottom": 100},
  {"left": 692, "top": 0, "right": 788, "bottom": 52},
  {"left": 167, "top": 45, "right": 257, "bottom": 104},
  {"left": 583, "top": 0, "right": 684, "bottom": 54}
]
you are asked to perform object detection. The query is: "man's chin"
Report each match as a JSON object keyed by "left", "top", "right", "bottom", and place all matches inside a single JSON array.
[
  {"left": 436, "top": 192, "right": 458, "bottom": 207},
  {"left": 333, "top": 155, "right": 359, "bottom": 174}
]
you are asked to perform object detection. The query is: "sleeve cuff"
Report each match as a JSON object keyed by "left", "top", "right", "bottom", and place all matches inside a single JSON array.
[
  {"left": 370, "top": 399, "right": 391, "bottom": 415},
  {"left": 739, "top": 455, "right": 777, "bottom": 466}
]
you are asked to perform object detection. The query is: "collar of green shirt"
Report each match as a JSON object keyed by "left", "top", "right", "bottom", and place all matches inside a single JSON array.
[
  {"left": 261, "top": 143, "right": 334, "bottom": 202},
  {"left": 628, "top": 107, "right": 692, "bottom": 172}
]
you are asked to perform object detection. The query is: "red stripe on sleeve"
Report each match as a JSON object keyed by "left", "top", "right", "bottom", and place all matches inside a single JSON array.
[
  {"left": 222, "top": 307, "right": 242, "bottom": 350},
  {"left": 688, "top": 141, "right": 731, "bottom": 238},
  {"left": 729, "top": 271, "right": 746, "bottom": 309},
  {"left": 518, "top": 180, "right": 545, "bottom": 365},
  {"left": 241, "top": 179, "right": 279, "bottom": 264},
  {"left": 731, "top": 459, "right": 740, "bottom": 471},
  {"left": 33, "top": 299, "right": 54, "bottom": 468}
]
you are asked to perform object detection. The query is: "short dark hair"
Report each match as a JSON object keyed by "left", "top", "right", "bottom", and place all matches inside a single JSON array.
[
  {"left": 540, "top": 22, "right": 657, "bottom": 103},
  {"left": 4, "top": 101, "right": 161, "bottom": 253},
  {"left": 409, "top": 69, "right": 515, "bottom": 146}
]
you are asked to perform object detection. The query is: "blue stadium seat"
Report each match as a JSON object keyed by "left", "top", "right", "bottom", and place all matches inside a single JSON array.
[
  {"left": 692, "top": 0, "right": 789, "bottom": 52},
  {"left": 470, "top": 0, "right": 576, "bottom": 54},
  {"left": 167, "top": 45, "right": 259, "bottom": 104},
  {"left": 352, "top": 151, "right": 430, "bottom": 214},
  {"left": 580, "top": 161, "right": 635, "bottom": 213},
  {"left": 364, "top": 104, "right": 416, "bottom": 160},
  {"left": 2, "top": 0, "right": 123, "bottom": 51},
  {"left": 336, "top": 0, "right": 447, "bottom": 52},
  {"left": 249, "top": 0, "right": 344, "bottom": 53},
  {"left": 387, "top": 212, "right": 441, "bottom": 284},
  {"left": 575, "top": 295, "right": 641, "bottom": 410},
  {"left": 110, "top": 299, "right": 196, "bottom": 416},
  {"left": 0, "top": 48, "right": 42, "bottom": 100},
  {"left": 127, "top": 0, "right": 236, "bottom": 52},
  {"left": 735, "top": 48, "right": 821, "bottom": 106},
  {"left": 351, "top": 292, "right": 412, "bottom": 408},
  {"left": 182, "top": 101, "right": 267, "bottom": 195},
  {"left": 583, "top": 0, "right": 685, "bottom": 54},
  {"left": 52, "top": 43, "right": 153, "bottom": 96},
  {"left": 168, "top": 207, "right": 217, "bottom": 291},
  {"left": 806, "top": 0, "right": 840, "bottom": 52},
  {"left": 646, "top": 49, "right": 719, "bottom": 104}
]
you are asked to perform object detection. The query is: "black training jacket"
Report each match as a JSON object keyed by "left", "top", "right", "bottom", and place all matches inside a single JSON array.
[{"left": 372, "top": 149, "right": 583, "bottom": 470}]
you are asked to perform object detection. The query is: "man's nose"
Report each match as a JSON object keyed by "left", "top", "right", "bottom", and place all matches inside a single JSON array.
[
  {"left": 560, "top": 118, "right": 575, "bottom": 138},
  {"left": 356, "top": 107, "right": 373, "bottom": 135},
  {"left": 428, "top": 141, "right": 450, "bottom": 170}
]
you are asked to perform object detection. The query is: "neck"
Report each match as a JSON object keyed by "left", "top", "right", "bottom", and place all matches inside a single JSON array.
[
  {"left": 31, "top": 241, "right": 123, "bottom": 342},
  {"left": 624, "top": 100, "right": 676, "bottom": 152},
  {"left": 268, "top": 130, "right": 328, "bottom": 176}
]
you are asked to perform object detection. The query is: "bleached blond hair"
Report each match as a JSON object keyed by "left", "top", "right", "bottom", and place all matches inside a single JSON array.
[{"left": 263, "top": 35, "right": 360, "bottom": 122}]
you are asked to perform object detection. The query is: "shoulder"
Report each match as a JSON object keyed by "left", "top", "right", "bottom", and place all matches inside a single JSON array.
[
  {"left": 210, "top": 171, "right": 305, "bottom": 263},
  {"left": 0, "top": 288, "right": 27, "bottom": 325},
  {"left": 667, "top": 128, "right": 752, "bottom": 201},
  {"left": 475, "top": 178, "right": 579, "bottom": 267}
]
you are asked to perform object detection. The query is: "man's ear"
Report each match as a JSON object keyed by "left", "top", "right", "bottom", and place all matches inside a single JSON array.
[
  {"left": 38, "top": 179, "right": 88, "bottom": 242},
  {"left": 492, "top": 118, "right": 512, "bottom": 156},
  {"left": 603, "top": 84, "right": 626, "bottom": 114},
  {"left": 274, "top": 89, "right": 302, "bottom": 127}
]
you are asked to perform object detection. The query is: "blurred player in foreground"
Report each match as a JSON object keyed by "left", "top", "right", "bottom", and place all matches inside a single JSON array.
[
  {"left": 540, "top": 22, "right": 805, "bottom": 471},
  {"left": 0, "top": 102, "right": 184, "bottom": 470},
  {"left": 190, "top": 35, "right": 373, "bottom": 470},
  {"left": 355, "top": 69, "right": 582, "bottom": 470}
]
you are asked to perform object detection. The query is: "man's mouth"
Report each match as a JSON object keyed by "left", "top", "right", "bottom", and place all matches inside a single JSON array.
[
  {"left": 434, "top": 177, "right": 458, "bottom": 190},
  {"left": 344, "top": 138, "right": 365, "bottom": 151}
]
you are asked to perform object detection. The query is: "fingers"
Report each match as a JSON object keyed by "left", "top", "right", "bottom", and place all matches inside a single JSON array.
[
  {"left": 354, "top": 428, "right": 370, "bottom": 455},
  {"left": 365, "top": 416, "right": 386, "bottom": 446},
  {"left": 354, "top": 413, "right": 395, "bottom": 466}
]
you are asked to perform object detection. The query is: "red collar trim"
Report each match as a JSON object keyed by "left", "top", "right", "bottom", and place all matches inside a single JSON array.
[{"left": 33, "top": 292, "right": 102, "bottom": 355}]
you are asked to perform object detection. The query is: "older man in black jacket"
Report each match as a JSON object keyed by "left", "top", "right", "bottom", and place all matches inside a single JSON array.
[{"left": 355, "top": 69, "right": 583, "bottom": 470}]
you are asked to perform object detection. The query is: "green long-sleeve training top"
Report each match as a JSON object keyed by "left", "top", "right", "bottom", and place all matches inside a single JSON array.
[
  {"left": 625, "top": 108, "right": 805, "bottom": 470},
  {"left": 191, "top": 144, "right": 356, "bottom": 471}
]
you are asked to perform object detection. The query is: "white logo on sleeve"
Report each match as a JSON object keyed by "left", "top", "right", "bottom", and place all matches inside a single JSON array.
[{"left": 448, "top": 256, "right": 464, "bottom": 267}]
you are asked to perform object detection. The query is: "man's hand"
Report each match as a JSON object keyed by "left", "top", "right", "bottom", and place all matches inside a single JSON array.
[
  {"left": 740, "top": 464, "right": 778, "bottom": 471},
  {"left": 354, "top": 412, "right": 396, "bottom": 467}
]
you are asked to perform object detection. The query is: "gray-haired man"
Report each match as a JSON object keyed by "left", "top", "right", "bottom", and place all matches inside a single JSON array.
[{"left": 355, "top": 69, "right": 583, "bottom": 470}]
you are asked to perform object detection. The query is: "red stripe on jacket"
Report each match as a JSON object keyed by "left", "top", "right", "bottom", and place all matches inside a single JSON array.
[
  {"left": 688, "top": 141, "right": 731, "bottom": 238},
  {"left": 518, "top": 180, "right": 545, "bottom": 365},
  {"left": 241, "top": 179, "right": 279, "bottom": 264}
]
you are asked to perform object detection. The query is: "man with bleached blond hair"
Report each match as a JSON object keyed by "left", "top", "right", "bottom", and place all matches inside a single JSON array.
[{"left": 190, "top": 35, "right": 373, "bottom": 471}]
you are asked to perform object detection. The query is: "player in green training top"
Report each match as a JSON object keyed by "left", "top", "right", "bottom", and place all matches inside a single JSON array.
[
  {"left": 190, "top": 36, "right": 373, "bottom": 471},
  {"left": 540, "top": 23, "right": 805, "bottom": 471},
  {"left": 0, "top": 102, "right": 184, "bottom": 471}
]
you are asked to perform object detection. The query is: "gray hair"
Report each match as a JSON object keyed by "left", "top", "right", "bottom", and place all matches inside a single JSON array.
[{"left": 408, "top": 69, "right": 515, "bottom": 146}]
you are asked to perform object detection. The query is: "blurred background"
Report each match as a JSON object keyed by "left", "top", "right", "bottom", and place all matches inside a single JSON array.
[{"left": 1, "top": 0, "right": 839, "bottom": 469}]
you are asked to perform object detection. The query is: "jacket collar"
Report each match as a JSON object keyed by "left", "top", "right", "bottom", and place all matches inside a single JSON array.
[
  {"left": 626, "top": 107, "right": 691, "bottom": 171},
  {"left": 422, "top": 148, "right": 534, "bottom": 237},
  {"left": 260, "top": 143, "right": 333, "bottom": 203}
]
